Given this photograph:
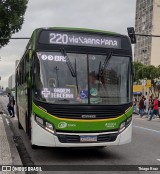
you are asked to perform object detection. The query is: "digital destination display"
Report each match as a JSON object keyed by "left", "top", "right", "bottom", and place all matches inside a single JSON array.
[{"left": 39, "top": 31, "right": 122, "bottom": 49}]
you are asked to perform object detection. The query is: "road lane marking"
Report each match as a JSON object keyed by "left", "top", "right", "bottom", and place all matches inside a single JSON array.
[
  {"left": 157, "top": 159, "right": 160, "bottom": 162},
  {"left": 133, "top": 125, "right": 160, "bottom": 134},
  {"left": 134, "top": 117, "right": 159, "bottom": 121},
  {"left": 134, "top": 117, "right": 146, "bottom": 120}
]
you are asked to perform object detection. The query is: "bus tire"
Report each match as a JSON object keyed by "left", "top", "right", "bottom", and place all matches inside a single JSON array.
[
  {"left": 95, "top": 146, "right": 106, "bottom": 150},
  {"left": 18, "top": 120, "right": 23, "bottom": 129},
  {"left": 31, "top": 144, "right": 38, "bottom": 149}
]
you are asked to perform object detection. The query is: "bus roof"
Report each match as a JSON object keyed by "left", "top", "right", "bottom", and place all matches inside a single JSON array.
[
  {"left": 32, "top": 27, "right": 125, "bottom": 38},
  {"left": 40, "top": 27, "right": 121, "bottom": 35}
]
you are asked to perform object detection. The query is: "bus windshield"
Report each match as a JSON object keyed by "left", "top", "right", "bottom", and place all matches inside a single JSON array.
[{"left": 35, "top": 52, "right": 131, "bottom": 105}]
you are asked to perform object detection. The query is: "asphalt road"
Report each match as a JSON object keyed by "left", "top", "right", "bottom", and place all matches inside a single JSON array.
[{"left": 0, "top": 96, "right": 160, "bottom": 174}]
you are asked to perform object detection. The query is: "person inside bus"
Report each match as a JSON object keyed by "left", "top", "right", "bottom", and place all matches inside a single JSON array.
[
  {"left": 89, "top": 71, "right": 101, "bottom": 88},
  {"left": 89, "top": 71, "right": 103, "bottom": 104}
]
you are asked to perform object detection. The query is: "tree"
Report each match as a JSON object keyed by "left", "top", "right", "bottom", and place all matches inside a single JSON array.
[
  {"left": 0, "top": 0, "right": 28, "bottom": 48},
  {"left": 133, "top": 62, "right": 144, "bottom": 83},
  {"left": 157, "top": 66, "right": 160, "bottom": 78},
  {"left": 133, "top": 62, "right": 160, "bottom": 97},
  {"left": 142, "top": 65, "right": 157, "bottom": 80}
]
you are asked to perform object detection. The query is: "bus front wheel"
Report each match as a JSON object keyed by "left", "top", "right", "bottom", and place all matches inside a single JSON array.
[{"left": 31, "top": 144, "right": 39, "bottom": 149}]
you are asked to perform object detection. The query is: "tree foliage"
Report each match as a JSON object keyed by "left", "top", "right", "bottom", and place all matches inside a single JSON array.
[
  {"left": 133, "top": 62, "right": 160, "bottom": 97},
  {"left": 143, "top": 65, "right": 158, "bottom": 80},
  {"left": 0, "top": 0, "right": 28, "bottom": 48},
  {"left": 133, "top": 62, "right": 160, "bottom": 81},
  {"left": 133, "top": 62, "right": 144, "bottom": 81}
]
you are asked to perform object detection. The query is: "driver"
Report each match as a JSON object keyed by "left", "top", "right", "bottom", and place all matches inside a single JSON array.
[
  {"left": 89, "top": 71, "right": 103, "bottom": 104},
  {"left": 89, "top": 71, "right": 101, "bottom": 89}
]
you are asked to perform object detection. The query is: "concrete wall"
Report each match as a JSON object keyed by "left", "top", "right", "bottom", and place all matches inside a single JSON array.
[{"left": 151, "top": 0, "right": 160, "bottom": 66}]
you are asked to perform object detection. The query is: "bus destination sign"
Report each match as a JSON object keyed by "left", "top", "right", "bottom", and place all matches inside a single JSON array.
[{"left": 39, "top": 31, "right": 121, "bottom": 49}]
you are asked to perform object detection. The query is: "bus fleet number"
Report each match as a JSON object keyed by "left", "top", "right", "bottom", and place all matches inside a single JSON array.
[{"left": 50, "top": 33, "right": 68, "bottom": 44}]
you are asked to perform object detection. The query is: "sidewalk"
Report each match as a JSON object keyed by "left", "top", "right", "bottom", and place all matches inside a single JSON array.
[
  {"left": 0, "top": 112, "right": 24, "bottom": 174},
  {"left": 0, "top": 114, "right": 13, "bottom": 164}
]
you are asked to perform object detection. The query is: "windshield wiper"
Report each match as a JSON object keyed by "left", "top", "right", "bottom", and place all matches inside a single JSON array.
[
  {"left": 60, "top": 48, "right": 79, "bottom": 93},
  {"left": 97, "top": 51, "right": 113, "bottom": 89},
  {"left": 98, "top": 61, "right": 102, "bottom": 90},
  {"left": 74, "top": 58, "right": 79, "bottom": 92},
  {"left": 100, "top": 51, "right": 113, "bottom": 76},
  {"left": 60, "top": 48, "right": 76, "bottom": 77}
]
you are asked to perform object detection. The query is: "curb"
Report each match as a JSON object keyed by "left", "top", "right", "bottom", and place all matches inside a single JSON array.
[{"left": 2, "top": 115, "right": 25, "bottom": 174}]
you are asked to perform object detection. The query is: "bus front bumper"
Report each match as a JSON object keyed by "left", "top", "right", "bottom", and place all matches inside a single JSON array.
[{"left": 31, "top": 117, "right": 132, "bottom": 147}]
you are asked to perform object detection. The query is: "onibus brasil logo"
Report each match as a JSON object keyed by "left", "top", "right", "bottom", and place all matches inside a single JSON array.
[{"left": 58, "top": 122, "right": 67, "bottom": 128}]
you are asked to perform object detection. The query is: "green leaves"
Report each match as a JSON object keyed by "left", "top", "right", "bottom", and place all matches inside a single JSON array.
[
  {"left": 133, "top": 62, "right": 144, "bottom": 81},
  {"left": 0, "top": 0, "right": 28, "bottom": 48},
  {"left": 133, "top": 62, "right": 160, "bottom": 81}
]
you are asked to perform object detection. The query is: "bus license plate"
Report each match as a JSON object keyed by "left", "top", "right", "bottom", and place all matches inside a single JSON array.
[{"left": 80, "top": 135, "right": 97, "bottom": 142}]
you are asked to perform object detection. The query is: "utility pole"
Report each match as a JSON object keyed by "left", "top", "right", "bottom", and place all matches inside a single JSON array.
[{"left": 0, "top": 37, "right": 30, "bottom": 40}]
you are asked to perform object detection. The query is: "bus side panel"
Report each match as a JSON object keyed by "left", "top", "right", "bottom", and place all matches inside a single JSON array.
[{"left": 17, "top": 84, "right": 28, "bottom": 132}]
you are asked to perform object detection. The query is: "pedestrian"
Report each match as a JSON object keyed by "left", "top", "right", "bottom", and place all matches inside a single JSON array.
[
  {"left": 7, "top": 92, "right": 15, "bottom": 117},
  {"left": 133, "top": 97, "right": 138, "bottom": 114},
  {"left": 147, "top": 96, "right": 154, "bottom": 118},
  {"left": 148, "top": 96, "right": 160, "bottom": 121},
  {"left": 139, "top": 95, "right": 144, "bottom": 117},
  {"left": 144, "top": 97, "right": 147, "bottom": 114}
]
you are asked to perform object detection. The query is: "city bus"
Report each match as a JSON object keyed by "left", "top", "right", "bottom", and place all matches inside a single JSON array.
[{"left": 16, "top": 27, "right": 133, "bottom": 148}]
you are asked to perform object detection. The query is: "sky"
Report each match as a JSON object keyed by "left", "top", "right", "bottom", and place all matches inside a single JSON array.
[{"left": 0, "top": 0, "right": 136, "bottom": 88}]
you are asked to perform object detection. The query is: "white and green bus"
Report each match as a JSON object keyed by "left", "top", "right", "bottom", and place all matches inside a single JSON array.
[{"left": 16, "top": 27, "right": 133, "bottom": 148}]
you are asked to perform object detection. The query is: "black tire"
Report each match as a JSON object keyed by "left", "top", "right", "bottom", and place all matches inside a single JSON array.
[
  {"left": 31, "top": 144, "right": 39, "bottom": 149},
  {"left": 96, "top": 146, "right": 106, "bottom": 150},
  {"left": 17, "top": 106, "right": 23, "bottom": 129}
]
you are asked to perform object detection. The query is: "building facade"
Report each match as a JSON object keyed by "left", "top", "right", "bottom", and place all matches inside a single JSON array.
[
  {"left": 134, "top": 0, "right": 160, "bottom": 66},
  {"left": 8, "top": 74, "right": 15, "bottom": 89}
]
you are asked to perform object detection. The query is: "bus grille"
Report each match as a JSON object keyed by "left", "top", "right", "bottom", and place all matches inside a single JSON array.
[
  {"left": 34, "top": 100, "right": 132, "bottom": 120},
  {"left": 50, "top": 108, "right": 123, "bottom": 119},
  {"left": 57, "top": 133, "right": 118, "bottom": 143}
]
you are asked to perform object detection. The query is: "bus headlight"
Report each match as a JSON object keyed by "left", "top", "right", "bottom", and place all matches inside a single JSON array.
[
  {"left": 35, "top": 115, "right": 44, "bottom": 125},
  {"left": 119, "top": 122, "right": 126, "bottom": 133},
  {"left": 126, "top": 117, "right": 132, "bottom": 127},
  {"left": 35, "top": 115, "right": 55, "bottom": 134},
  {"left": 45, "top": 122, "right": 55, "bottom": 134},
  {"left": 119, "top": 117, "right": 132, "bottom": 133}
]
